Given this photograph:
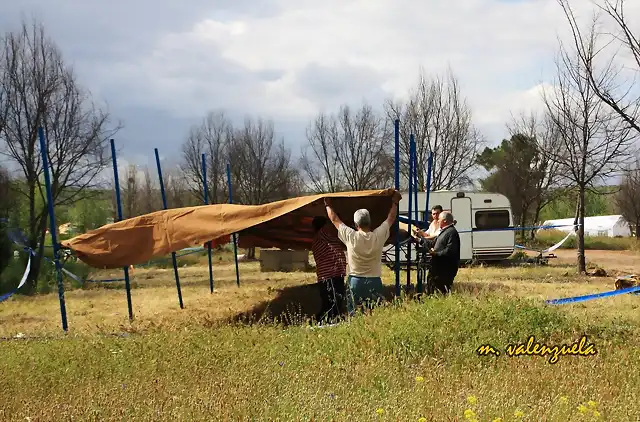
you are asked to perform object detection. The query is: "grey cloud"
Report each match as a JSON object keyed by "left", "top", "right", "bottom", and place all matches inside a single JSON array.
[
  {"left": 0, "top": 0, "right": 376, "bottom": 166},
  {"left": 257, "top": 69, "right": 286, "bottom": 82},
  {"left": 0, "top": 0, "right": 281, "bottom": 63},
  {"left": 293, "top": 62, "right": 390, "bottom": 111}
]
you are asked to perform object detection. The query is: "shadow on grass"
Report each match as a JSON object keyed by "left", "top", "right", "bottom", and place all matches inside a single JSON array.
[
  {"left": 228, "top": 282, "right": 398, "bottom": 327},
  {"left": 228, "top": 279, "right": 512, "bottom": 327}
]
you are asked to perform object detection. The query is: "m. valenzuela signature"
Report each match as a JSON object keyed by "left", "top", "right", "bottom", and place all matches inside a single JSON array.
[{"left": 476, "top": 335, "right": 597, "bottom": 364}]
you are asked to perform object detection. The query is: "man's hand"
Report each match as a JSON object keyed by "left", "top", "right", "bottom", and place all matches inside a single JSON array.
[
  {"left": 392, "top": 191, "right": 402, "bottom": 204},
  {"left": 429, "top": 248, "right": 436, "bottom": 256},
  {"left": 324, "top": 197, "right": 342, "bottom": 229}
]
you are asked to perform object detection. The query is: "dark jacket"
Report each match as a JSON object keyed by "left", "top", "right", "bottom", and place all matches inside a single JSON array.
[{"left": 430, "top": 224, "right": 460, "bottom": 269}]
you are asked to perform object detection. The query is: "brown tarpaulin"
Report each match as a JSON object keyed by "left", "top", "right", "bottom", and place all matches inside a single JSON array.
[{"left": 60, "top": 189, "right": 404, "bottom": 269}]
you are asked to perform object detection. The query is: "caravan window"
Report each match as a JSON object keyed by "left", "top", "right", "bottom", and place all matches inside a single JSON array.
[{"left": 475, "top": 210, "right": 510, "bottom": 229}]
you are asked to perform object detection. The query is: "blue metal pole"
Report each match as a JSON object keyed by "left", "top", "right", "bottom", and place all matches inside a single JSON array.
[
  {"left": 38, "top": 127, "right": 68, "bottom": 331},
  {"left": 110, "top": 139, "right": 133, "bottom": 320},
  {"left": 424, "top": 152, "right": 433, "bottom": 225},
  {"left": 227, "top": 163, "right": 240, "bottom": 287},
  {"left": 202, "top": 153, "right": 214, "bottom": 293},
  {"left": 154, "top": 148, "right": 184, "bottom": 309},
  {"left": 413, "top": 143, "right": 419, "bottom": 223},
  {"left": 394, "top": 119, "right": 400, "bottom": 297},
  {"left": 412, "top": 140, "right": 423, "bottom": 294},
  {"left": 407, "top": 134, "right": 414, "bottom": 289}
]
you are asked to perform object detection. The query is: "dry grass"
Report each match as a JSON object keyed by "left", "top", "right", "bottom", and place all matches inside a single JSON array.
[{"left": 1, "top": 248, "right": 640, "bottom": 420}]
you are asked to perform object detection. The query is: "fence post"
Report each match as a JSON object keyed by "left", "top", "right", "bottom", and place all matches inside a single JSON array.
[
  {"left": 154, "top": 148, "right": 184, "bottom": 308},
  {"left": 38, "top": 127, "right": 68, "bottom": 331},
  {"left": 407, "top": 134, "right": 415, "bottom": 289},
  {"left": 424, "top": 152, "right": 433, "bottom": 225},
  {"left": 110, "top": 139, "right": 134, "bottom": 320},
  {"left": 226, "top": 163, "right": 240, "bottom": 287},
  {"left": 394, "top": 119, "right": 401, "bottom": 297},
  {"left": 413, "top": 139, "right": 424, "bottom": 294},
  {"left": 202, "top": 153, "right": 214, "bottom": 293}
]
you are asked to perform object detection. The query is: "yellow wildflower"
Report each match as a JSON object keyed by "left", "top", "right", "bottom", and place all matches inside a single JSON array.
[
  {"left": 559, "top": 396, "right": 569, "bottom": 404},
  {"left": 376, "top": 408, "right": 384, "bottom": 416},
  {"left": 464, "top": 409, "right": 476, "bottom": 419},
  {"left": 593, "top": 410, "right": 601, "bottom": 418},
  {"left": 415, "top": 376, "right": 424, "bottom": 383},
  {"left": 418, "top": 418, "right": 427, "bottom": 422},
  {"left": 588, "top": 400, "right": 597, "bottom": 408},
  {"left": 467, "top": 395, "right": 478, "bottom": 405},
  {"left": 578, "top": 404, "right": 588, "bottom": 414},
  {"left": 514, "top": 409, "right": 524, "bottom": 418}
]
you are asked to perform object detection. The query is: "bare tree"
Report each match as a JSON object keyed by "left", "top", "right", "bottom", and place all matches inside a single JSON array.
[
  {"left": 301, "top": 102, "right": 393, "bottom": 193},
  {"left": 138, "top": 166, "right": 154, "bottom": 215},
  {"left": 181, "top": 110, "right": 231, "bottom": 204},
  {"left": 616, "top": 158, "right": 640, "bottom": 239},
  {"left": 557, "top": 0, "right": 640, "bottom": 136},
  {"left": 228, "top": 117, "right": 299, "bottom": 204},
  {"left": 228, "top": 116, "right": 300, "bottom": 258},
  {"left": 164, "top": 166, "right": 196, "bottom": 209},
  {"left": 385, "top": 67, "right": 484, "bottom": 191},
  {"left": 120, "top": 163, "right": 139, "bottom": 218},
  {"left": 0, "top": 19, "right": 121, "bottom": 292},
  {"left": 542, "top": 15, "right": 635, "bottom": 273},
  {"left": 0, "top": 64, "right": 6, "bottom": 136}
]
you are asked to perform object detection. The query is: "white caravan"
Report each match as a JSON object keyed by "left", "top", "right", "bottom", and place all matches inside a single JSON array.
[{"left": 383, "top": 190, "right": 515, "bottom": 263}]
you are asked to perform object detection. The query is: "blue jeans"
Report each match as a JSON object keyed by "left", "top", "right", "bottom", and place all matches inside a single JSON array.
[{"left": 346, "top": 275, "right": 384, "bottom": 315}]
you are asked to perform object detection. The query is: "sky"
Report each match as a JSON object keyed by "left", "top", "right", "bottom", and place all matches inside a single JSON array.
[{"left": 1, "top": 0, "right": 639, "bottom": 172}]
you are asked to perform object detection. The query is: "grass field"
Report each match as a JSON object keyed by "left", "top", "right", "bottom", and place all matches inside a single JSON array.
[{"left": 1, "top": 248, "right": 640, "bottom": 421}]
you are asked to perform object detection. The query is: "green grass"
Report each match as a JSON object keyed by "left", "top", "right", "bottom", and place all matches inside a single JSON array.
[
  {"left": 1, "top": 294, "right": 639, "bottom": 421},
  {"left": 2, "top": 243, "right": 640, "bottom": 420}
]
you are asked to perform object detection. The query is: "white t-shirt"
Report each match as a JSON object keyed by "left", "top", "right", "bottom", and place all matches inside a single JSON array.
[
  {"left": 426, "top": 220, "right": 441, "bottom": 237},
  {"left": 337, "top": 221, "right": 390, "bottom": 278}
]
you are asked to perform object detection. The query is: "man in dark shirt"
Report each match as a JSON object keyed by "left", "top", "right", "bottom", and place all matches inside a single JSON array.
[{"left": 415, "top": 211, "right": 460, "bottom": 295}]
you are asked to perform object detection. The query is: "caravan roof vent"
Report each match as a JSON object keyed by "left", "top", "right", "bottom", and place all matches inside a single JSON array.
[
  {"left": 484, "top": 199, "right": 492, "bottom": 203},
  {"left": 456, "top": 192, "right": 465, "bottom": 198}
]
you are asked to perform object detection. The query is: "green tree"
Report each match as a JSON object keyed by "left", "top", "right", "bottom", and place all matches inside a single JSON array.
[
  {"left": 539, "top": 186, "right": 616, "bottom": 222},
  {"left": 0, "top": 166, "right": 12, "bottom": 278},
  {"left": 477, "top": 133, "right": 558, "bottom": 240},
  {"left": 68, "top": 195, "right": 111, "bottom": 233}
]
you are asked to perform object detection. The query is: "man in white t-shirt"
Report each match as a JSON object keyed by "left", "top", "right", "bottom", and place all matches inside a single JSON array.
[
  {"left": 324, "top": 192, "right": 401, "bottom": 315},
  {"left": 414, "top": 205, "right": 443, "bottom": 239}
]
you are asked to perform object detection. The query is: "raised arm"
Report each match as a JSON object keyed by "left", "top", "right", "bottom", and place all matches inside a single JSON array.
[
  {"left": 385, "top": 191, "right": 401, "bottom": 226},
  {"left": 324, "top": 198, "right": 343, "bottom": 229}
]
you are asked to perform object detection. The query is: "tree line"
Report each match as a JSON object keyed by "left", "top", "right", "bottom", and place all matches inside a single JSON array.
[{"left": 1, "top": 0, "right": 640, "bottom": 292}]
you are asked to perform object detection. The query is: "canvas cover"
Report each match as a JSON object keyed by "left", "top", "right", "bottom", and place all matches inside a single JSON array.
[{"left": 60, "top": 189, "right": 404, "bottom": 269}]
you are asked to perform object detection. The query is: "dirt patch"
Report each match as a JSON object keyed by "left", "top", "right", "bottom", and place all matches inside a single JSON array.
[{"left": 547, "top": 249, "right": 640, "bottom": 275}]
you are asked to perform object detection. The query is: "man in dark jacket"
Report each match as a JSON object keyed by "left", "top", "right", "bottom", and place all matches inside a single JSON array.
[{"left": 415, "top": 211, "right": 460, "bottom": 295}]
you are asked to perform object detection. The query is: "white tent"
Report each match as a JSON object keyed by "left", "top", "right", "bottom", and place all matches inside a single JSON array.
[{"left": 540, "top": 215, "right": 632, "bottom": 237}]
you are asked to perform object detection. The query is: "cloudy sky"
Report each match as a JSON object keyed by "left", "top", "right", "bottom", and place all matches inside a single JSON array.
[{"left": 1, "top": 0, "right": 638, "bottom": 171}]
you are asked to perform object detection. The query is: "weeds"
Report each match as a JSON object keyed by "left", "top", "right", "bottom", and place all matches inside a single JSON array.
[{"left": 1, "top": 249, "right": 639, "bottom": 420}]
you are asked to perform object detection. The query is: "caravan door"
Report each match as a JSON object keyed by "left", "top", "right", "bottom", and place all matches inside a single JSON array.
[{"left": 451, "top": 196, "right": 473, "bottom": 262}]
